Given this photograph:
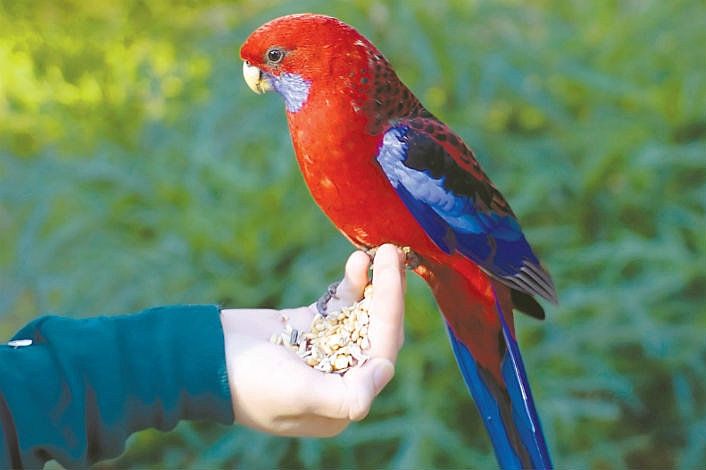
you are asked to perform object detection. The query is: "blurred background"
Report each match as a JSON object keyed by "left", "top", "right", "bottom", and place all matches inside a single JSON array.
[{"left": 1, "top": 0, "right": 704, "bottom": 468}]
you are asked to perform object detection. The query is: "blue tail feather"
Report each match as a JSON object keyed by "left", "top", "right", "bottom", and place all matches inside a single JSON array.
[
  {"left": 445, "top": 289, "right": 552, "bottom": 469},
  {"left": 493, "top": 285, "right": 552, "bottom": 469}
]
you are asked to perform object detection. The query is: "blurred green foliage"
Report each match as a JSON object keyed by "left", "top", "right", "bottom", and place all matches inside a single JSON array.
[{"left": 1, "top": 0, "right": 704, "bottom": 468}]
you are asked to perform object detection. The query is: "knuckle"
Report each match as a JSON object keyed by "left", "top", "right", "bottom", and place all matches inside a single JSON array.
[
  {"left": 348, "top": 394, "right": 372, "bottom": 421},
  {"left": 374, "top": 245, "right": 398, "bottom": 264}
]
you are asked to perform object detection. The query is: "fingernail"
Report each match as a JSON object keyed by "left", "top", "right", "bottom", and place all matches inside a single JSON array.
[{"left": 373, "top": 360, "right": 394, "bottom": 393}]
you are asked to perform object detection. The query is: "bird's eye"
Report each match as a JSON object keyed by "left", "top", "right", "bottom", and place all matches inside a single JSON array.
[{"left": 266, "top": 48, "right": 284, "bottom": 64}]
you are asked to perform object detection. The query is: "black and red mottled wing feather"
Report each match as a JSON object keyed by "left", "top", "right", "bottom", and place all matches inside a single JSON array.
[{"left": 376, "top": 117, "right": 557, "bottom": 305}]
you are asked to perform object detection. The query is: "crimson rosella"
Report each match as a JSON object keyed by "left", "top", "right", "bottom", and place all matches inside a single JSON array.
[{"left": 241, "top": 14, "right": 557, "bottom": 469}]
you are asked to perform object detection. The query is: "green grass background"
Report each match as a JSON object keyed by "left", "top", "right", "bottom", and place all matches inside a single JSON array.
[{"left": 1, "top": 0, "right": 704, "bottom": 468}]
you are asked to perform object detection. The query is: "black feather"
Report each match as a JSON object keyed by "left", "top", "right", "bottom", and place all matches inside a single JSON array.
[{"left": 510, "top": 289, "right": 546, "bottom": 320}]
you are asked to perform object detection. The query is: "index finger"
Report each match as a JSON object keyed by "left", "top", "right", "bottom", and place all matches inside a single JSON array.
[{"left": 367, "top": 244, "right": 406, "bottom": 363}]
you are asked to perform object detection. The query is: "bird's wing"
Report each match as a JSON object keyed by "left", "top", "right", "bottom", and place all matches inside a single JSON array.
[{"left": 376, "top": 120, "right": 557, "bottom": 303}]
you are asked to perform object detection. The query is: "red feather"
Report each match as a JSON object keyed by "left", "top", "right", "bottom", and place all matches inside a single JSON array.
[
  {"left": 243, "top": 14, "right": 509, "bottom": 378},
  {"left": 242, "top": 14, "right": 553, "bottom": 468}
]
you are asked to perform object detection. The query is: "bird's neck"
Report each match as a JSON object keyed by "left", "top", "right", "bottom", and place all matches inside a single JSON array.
[
  {"left": 286, "top": 87, "right": 382, "bottom": 181},
  {"left": 284, "top": 46, "right": 427, "bottom": 167},
  {"left": 280, "top": 45, "right": 429, "bottom": 242}
]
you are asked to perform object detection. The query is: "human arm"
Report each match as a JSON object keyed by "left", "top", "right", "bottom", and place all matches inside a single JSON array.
[
  {"left": 0, "top": 304, "right": 232, "bottom": 469},
  {"left": 0, "top": 245, "right": 405, "bottom": 467}
]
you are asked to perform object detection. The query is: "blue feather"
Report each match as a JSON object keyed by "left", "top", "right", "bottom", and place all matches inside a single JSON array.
[
  {"left": 445, "top": 287, "right": 553, "bottom": 469},
  {"left": 394, "top": 183, "right": 457, "bottom": 255},
  {"left": 377, "top": 125, "right": 558, "bottom": 303},
  {"left": 492, "top": 284, "right": 553, "bottom": 468},
  {"left": 376, "top": 126, "right": 539, "bottom": 277},
  {"left": 446, "top": 325, "right": 529, "bottom": 469},
  {"left": 379, "top": 124, "right": 554, "bottom": 468},
  {"left": 265, "top": 71, "right": 311, "bottom": 113}
]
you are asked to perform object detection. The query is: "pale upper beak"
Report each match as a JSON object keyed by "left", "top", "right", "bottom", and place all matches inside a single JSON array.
[{"left": 242, "top": 61, "right": 271, "bottom": 94}]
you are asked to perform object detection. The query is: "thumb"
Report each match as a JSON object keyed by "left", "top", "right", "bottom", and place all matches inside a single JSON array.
[
  {"left": 370, "top": 358, "right": 395, "bottom": 396},
  {"left": 342, "top": 358, "right": 395, "bottom": 421}
]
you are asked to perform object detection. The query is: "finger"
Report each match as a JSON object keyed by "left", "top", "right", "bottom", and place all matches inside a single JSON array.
[
  {"left": 342, "top": 358, "right": 394, "bottom": 420},
  {"left": 368, "top": 244, "right": 406, "bottom": 363},
  {"left": 269, "top": 414, "right": 350, "bottom": 438},
  {"left": 300, "top": 357, "right": 394, "bottom": 421},
  {"left": 325, "top": 250, "right": 371, "bottom": 312}
]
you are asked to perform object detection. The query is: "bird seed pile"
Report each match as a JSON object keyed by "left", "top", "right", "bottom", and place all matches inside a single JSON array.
[{"left": 270, "top": 285, "right": 373, "bottom": 374}]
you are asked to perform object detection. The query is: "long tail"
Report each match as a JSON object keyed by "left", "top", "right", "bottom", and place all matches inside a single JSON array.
[{"left": 417, "top": 259, "right": 552, "bottom": 469}]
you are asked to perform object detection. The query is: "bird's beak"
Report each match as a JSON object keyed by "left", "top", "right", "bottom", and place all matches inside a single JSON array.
[{"left": 242, "top": 61, "right": 271, "bottom": 94}]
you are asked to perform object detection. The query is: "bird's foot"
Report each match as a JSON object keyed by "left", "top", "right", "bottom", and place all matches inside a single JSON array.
[
  {"left": 402, "top": 246, "right": 421, "bottom": 270},
  {"left": 363, "top": 246, "right": 378, "bottom": 261},
  {"left": 315, "top": 280, "right": 340, "bottom": 316},
  {"left": 364, "top": 245, "right": 420, "bottom": 270}
]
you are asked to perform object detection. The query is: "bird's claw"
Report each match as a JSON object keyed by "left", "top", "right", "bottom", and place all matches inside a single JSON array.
[
  {"left": 365, "top": 245, "right": 420, "bottom": 270},
  {"left": 402, "top": 246, "right": 421, "bottom": 270},
  {"left": 316, "top": 280, "right": 340, "bottom": 316}
]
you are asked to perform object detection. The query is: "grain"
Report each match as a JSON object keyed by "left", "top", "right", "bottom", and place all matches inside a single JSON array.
[{"left": 271, "top": 284, "right": 373, "bottom": 374}]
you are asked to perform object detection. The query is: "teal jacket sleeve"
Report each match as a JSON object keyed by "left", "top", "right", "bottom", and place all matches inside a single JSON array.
[{"left": 0, "top": 305, "right": 234, "bottom": 469}]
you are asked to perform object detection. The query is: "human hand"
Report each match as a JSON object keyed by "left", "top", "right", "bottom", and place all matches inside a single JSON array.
[{"left": 220, "top": 244, "right": 406, "bottom": 437}]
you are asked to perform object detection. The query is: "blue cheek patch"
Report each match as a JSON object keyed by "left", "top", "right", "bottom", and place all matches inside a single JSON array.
[{"left": 267, "top": 72, "right": 311, "bottom": 113}]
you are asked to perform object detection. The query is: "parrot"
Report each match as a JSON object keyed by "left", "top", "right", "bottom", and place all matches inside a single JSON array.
[{"left": 241, "top": 14, "right": 556, "bottom": 469}]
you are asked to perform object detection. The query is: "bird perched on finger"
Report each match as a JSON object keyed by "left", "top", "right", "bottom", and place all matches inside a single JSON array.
[{"left": 241, "top": 14, "right": 556, "bottom": 469}]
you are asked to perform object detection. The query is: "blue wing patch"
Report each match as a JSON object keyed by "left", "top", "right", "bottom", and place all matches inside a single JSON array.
[{"left": 377, "top": 125, "right": 556, "bottom": 302}]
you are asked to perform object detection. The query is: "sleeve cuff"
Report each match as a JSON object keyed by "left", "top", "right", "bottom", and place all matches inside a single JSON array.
[{"left": 108, "top": 304, "right": 235, "bottom": 430}]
